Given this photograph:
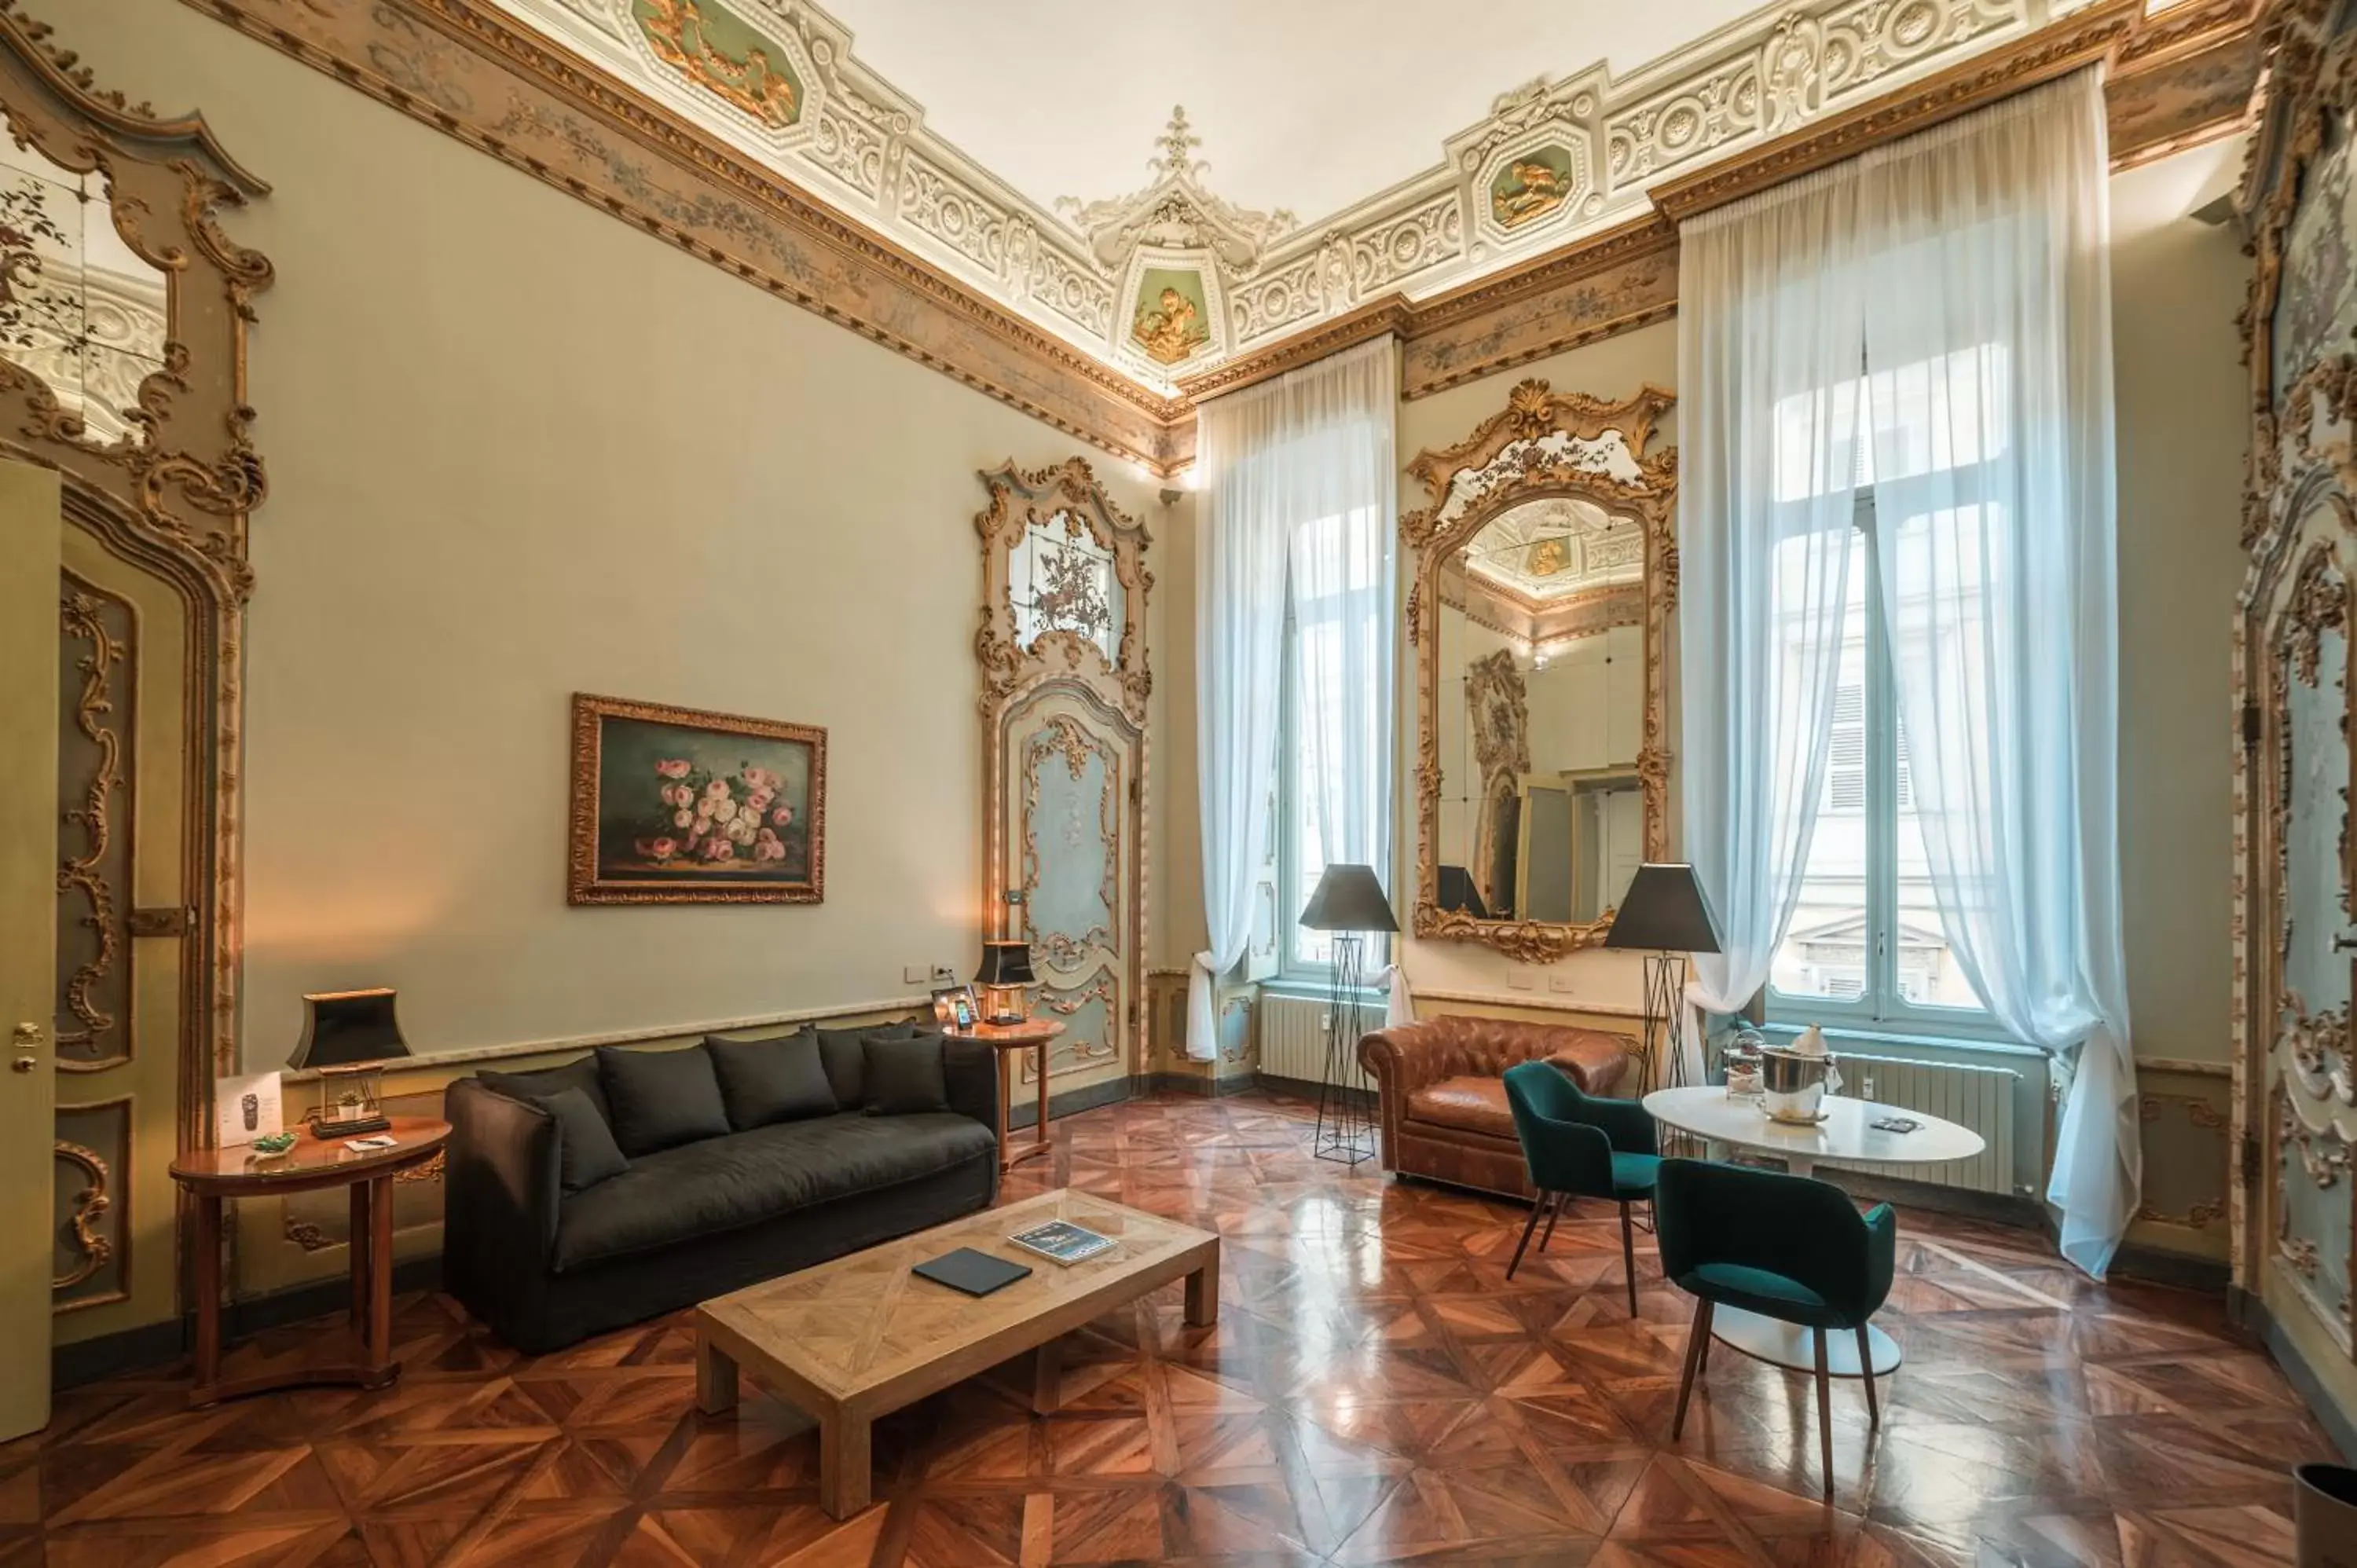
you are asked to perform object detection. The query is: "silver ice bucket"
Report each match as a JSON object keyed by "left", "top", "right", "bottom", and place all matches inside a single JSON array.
[{"left": 1759, "top": 1047, "right": 1834, "bottom": 1124}]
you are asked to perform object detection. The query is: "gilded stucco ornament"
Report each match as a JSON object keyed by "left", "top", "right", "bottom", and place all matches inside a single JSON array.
[{"left": 2234, "top": 0, "right": 2357, "bottom": 1323}]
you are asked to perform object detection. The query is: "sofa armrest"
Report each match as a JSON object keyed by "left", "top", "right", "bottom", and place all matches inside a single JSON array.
[
  {"left": 942, "top": 1037, "right": 1000, "bottom": 1141},
  {"left": 443, "top": 1078, "right": 561, "bottom": 1322}
]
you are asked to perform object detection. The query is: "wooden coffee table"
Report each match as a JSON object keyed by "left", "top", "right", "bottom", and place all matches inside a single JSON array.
[{"left": 694, "top": 1189, "right": 1219, "bottom": 1519}]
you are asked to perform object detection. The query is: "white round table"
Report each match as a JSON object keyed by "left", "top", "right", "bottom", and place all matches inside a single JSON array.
[{"left": 1640, "top": 1085, "right": 1987, "bottom": 1378}]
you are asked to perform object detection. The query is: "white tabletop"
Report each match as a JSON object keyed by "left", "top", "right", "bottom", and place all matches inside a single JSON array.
[{"left": 1641, "top": 1085, "right": 1985, "bottom": 1171}]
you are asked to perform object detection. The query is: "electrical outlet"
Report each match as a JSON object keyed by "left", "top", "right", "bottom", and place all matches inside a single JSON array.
[
  {"left": 1506, "top": 965, "right": 1537, "bottom": 991},
  {"left": 930, "top": 965, "right": 958, "bottom": 986},
  {"left": 1547, "top": 972, "right": 1578, "bottom": 993}
]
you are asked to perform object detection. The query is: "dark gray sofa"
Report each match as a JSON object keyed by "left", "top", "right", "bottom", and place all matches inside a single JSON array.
[{"left": 443, "top": 1025, "right": 999, "bottom": 1353}]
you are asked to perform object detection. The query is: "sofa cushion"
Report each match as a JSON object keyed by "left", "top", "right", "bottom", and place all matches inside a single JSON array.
[
  {"left": 553, "top": 1112, "right": 995, "bottom": 1271},
  {"left": 862, "top": 1035, "right": 948, "bottom": 1115},
  {"left": 1406, "top": 1075, "right": 1515, "bottom": 1139},
  {"left": 541, "top": 1086, "right": 630, "bottom": 1192},
  {"left": 811, "top": 1026, "right": 873, "bottom": 1108},
  {"left": 596, "top": 1044, "right": 731, "bottom": 1156},
  {"left": 481, "top": 1056, "right": 609, "bottom": 1125},
  {"left": 706, "top": 1033, "right": 838, "bottom": 1129}
]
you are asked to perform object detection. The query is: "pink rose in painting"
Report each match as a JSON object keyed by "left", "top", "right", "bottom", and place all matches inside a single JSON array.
[
  {"left": 747, "top": 789, "right": 775, "bottom": 814},
  {"left": 772, "top": 805, "right": 794, "bottom": 827},
  {"left": 754, "top": 838, "right": 783, "bottom": 862},
  {"left": 673, "top": 808, "right": 694, "bottom": 829},
  {"left": 655, "top": 760, "right": 691, "bottom": 779},
  {"left": 661, "top": 783, "right": 691, "bottom": 808},
  {"left": 703, "top": 779, "right": 730, "bottom": 800},
  {"left": 702, "top": 837, "right": 735, "bottom": 862},
  {"left": 741, "top": 767, "right": 779, "bottom": 793},
  {"left": 648, "top": 837, "right": 678, "bottom": 862}
]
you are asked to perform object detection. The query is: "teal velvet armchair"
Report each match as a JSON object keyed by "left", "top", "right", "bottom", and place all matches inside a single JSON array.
[
  {"left": 1499, "top": 1060, "right": 1659, "bottom": 1312},
  {"left": 1655, "top": 1156, "right": 1897, "bottom": 1495}
]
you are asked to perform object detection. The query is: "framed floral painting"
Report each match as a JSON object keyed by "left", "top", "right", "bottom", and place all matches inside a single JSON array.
[{"left": 568, "top": 693, "right": 827, "bottom": 904}]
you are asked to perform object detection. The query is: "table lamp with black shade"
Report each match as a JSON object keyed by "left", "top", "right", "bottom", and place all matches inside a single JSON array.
[
  {"left": 288, "top": 987, "right": 411, "bottom": 1139},
  {"left": 1299, "top": 863, "right": 1396, "bottom": 1166},
  {"left": 1603, "top": 863, "right": 1723, "bottom": 1096},
  {"left": 974, "top": 940, "right": 1036, "bottom": 1027}
]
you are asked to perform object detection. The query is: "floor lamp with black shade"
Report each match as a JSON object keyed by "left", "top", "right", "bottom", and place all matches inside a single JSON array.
[
  {"left": 1603, "top": 863, "right": 1723, "bottom": 1097},
  {"left": 1300, "top": 863, "right": 1395, "bottom": 1166}
]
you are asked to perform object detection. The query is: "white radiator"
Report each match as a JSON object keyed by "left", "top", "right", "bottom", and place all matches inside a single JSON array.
[
  {"left": 1260, "top": 994, "right": 1344, "bottom": 1084},
  {"left": 1821, "top": 1050, "right": 2019, "bottom": 1196}
]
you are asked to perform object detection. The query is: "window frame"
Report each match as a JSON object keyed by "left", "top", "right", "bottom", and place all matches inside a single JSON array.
[
  {"left": 1275, "top": 561, "right": 1387, "bottom": 984},
  {"left": 1765, "top": 490, "right": 2010, "bottom": 1043}
]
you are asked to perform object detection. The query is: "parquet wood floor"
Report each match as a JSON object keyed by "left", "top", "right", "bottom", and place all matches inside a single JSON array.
[{"left": 3, "top": 1091, "right": 2334, "bottom": 1566}]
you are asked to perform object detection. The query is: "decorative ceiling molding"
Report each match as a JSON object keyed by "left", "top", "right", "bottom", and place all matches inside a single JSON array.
[
  {"left": 490, "top": 0, "right": 2055, "bottom": 390},
  {"left": 163, "top": 0, "right": 2258, "bottom": 474}
]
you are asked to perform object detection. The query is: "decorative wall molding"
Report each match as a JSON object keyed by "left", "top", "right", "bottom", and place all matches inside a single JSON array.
[{"left": 164, "top": 0, "right": 2258, "bottom": 473}]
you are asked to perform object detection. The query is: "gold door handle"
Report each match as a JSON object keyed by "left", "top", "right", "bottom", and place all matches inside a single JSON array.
[{"left": 12, "top": 1021, "right": 41, "bottom": 1072}]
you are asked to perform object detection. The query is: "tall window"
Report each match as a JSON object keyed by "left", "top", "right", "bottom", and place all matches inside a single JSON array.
[
  {"left": 1768, "top": 348, "right": 1996, "bottom": 1031},
  {"left": 1279, "top": 507, "right": 1389, "bottom": 978}
]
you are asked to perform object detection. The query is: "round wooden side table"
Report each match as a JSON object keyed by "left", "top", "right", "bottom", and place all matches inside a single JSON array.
[
  {"left": 170, "top": 1113, "right": 449, "bottom": 1407},
  {"left": 946, "top": 1020, "right": 1066, "bottom": 1172}
]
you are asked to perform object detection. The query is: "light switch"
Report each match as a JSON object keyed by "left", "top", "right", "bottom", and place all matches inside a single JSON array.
[
  {"left": 902, "top": 964, "right": 928, "bottom": 984},
  {"left": 1506, "top": 966, "right": 1537, "bottom": 991}
]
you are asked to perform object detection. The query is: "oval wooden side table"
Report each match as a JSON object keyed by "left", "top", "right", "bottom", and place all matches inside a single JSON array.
[
  {"left": 945, "top": 1020, "right": 1066, "bottom": 1173},
  {"left": 170, "top": 1113, "right": 449, "bottom": 1408}
]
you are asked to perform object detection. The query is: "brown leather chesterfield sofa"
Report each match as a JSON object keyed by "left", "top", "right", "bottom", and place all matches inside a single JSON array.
[{"left": 1357, "top": 1016, "right": 1637, "bottom": 1199}]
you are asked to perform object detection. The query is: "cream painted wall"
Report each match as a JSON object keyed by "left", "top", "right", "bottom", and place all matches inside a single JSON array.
[
  {"left": 2110, "top": 136, "right": 2250, "bottom": 1073},
  {"left": 68, "top": 0, "right": 1168, "bottom": 1066}
]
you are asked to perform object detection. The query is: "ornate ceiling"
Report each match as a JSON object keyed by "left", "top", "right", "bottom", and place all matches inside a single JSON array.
[{"left": 490, "top": 0, "right": 2088, "bottom": 394}]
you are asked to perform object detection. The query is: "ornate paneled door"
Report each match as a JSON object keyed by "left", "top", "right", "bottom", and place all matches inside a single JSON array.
[
  {"left": 976, "top": 460, "right": 1150, "bottom": 1106},
  {"left": 49, "top": 522, "right": 195, "bottom": 1347},
  {"left": 2249, "top": 482, "right": 2357, "bottom": 1354},
  {"left": 1001, "top": 693, "right": 1139, "bottom": 1089},
  {"left": 2, "top": 460, "right": 60, "bottom": 1440}
]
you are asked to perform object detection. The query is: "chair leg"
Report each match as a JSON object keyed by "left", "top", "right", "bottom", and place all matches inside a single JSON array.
[
  {"left": 1506, "top": 1193, "right": 1545, "bottom": 1280},
  {"left": 1620, "top": 1202, "right": 1639, "bottom": 1317},
  {"left": 1855, "top": 1324, "right": 1880, "bottom": 1427},
  {"left": 1671, "top": 1295, "right": 1709, "bottom": 1441},
  {"left": 1813, "top": 1328, "right": 1834, "bottom": 1499},
  {"left": 1695, "top": 1299, "right": 1714, "bottom": 1376},
  {"left": 1539, "top": 1192, "right": 1564, "bottom": 1253}
]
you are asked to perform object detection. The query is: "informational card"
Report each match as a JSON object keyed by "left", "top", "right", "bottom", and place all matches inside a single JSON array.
[{"left": 214, "top": 1071, "right": 284, "bottom": 1148}]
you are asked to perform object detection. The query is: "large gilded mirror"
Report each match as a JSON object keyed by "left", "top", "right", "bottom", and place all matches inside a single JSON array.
[{"left": 1403, "top": 379, "right": 1676, "bottom": 962}]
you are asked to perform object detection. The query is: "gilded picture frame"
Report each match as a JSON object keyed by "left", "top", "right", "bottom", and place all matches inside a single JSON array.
[{"left": 567, "top": 692, "right": 827, "bottom": 905}]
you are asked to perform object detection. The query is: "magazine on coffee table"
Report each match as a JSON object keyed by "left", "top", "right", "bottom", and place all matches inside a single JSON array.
[{"left": 1007, "top": 1219, "right": 1114, "bottom": 1266}]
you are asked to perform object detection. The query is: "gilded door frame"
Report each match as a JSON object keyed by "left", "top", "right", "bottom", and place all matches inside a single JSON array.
[
  {"left": 975, "top": 459, "right": 1152, "bottom": 1079},
  {"left": 0, "top": 9, "right": 273, "bottom": 1319}
]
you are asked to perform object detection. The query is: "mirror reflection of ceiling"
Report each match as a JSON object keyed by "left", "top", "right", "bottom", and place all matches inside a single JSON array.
[
  {"left": 0, "top": 130, "right": 168, "bottom": 447},
  {"left": 1462, "top": 497, "right": 1644, "bottom": 603},
  {"left": 493, "top": 0, "right": 2075, "bottom": 391}
]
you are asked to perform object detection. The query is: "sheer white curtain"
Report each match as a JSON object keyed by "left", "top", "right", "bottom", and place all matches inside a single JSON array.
[
  {"left": 1192, "top": 339, "right": 1402, "bottom": 1056},
  {"left": 1281, "top": 340, "right": 1408, "bottom": 1024},
  {"left": 1677, "top": 167, "right": 1866, "bottom": 1057},
  {"left": 1856, "top": 71, "right": 2135, "bottom": 1276}
]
